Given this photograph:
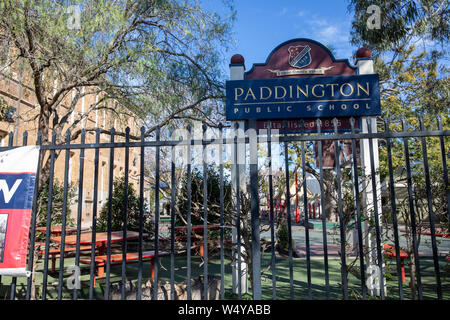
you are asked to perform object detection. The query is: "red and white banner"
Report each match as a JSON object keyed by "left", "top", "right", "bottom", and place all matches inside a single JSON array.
[{"left": 0, "top": 146, "right": 40, "bottom": 277}]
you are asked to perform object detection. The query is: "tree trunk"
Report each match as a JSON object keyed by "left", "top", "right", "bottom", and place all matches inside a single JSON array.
[{"left": 323, "top": 170, "right": 338, "bottom": 222}]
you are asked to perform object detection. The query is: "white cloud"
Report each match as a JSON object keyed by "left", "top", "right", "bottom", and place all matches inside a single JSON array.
[
  {"left": 277, "top": 7, "right": 288, "bottom": 16},
  {"left": 306, "top": 14, "right": 329, "bottom": 27},
  {"left": 317, "top": 25, "right": 348, "bottom": 43},
  {"left": 319, "top": 26, "right": 338, "bottom": 39},
  {"left": 293, "top": 15, "right": 353, "bottom": 58}
]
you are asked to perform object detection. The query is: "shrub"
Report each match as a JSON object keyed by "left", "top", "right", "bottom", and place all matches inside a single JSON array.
[{"left": 96, "top": 176, "right": 153, "bottom": 234}]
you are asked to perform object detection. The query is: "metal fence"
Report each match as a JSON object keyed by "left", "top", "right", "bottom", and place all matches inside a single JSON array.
[{"left": 0, "top": 115, "right": 448, "bottom": 300}]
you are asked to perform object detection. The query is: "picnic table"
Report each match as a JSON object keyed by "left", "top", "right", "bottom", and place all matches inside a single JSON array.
[
  {"left": 53, "top": 231, "right": 167, "bottom": 286},
  {"left": 35, "top": 226, "right": 90, "bottom": 272},
  {"left": 170, "top": 224, "right": 221, "bottom": 257},
  {"left": 52, "top": 231, "right": 147, "bottom": 256},
  {"left": 383, "top": 243, "right": 419, "bottom": 282},
  {"left": 36, "top": 225, "right": 89, "bottom": 237}
]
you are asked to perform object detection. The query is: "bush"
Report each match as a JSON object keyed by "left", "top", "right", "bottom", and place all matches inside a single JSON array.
[
  {"left": 37, "top": 179, "right": 75, "bottom": 228},
  {"left": 96, "top": 176, "right": 153, "bottom": 233},
  {"left": 277, "top": 221, "right": 290, "bottom": 250}
]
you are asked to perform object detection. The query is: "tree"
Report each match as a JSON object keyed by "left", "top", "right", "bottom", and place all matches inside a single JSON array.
[
  {"left": 96, "top": 176, "right": 152, "bottom": 233},
  {"left": 175, "top": 165, "right": 232, "bottom": 236},
  {"left": 36, "top": 179, "right": 76, "bottom": 230},
  {"left": 348, "top": 0, "right": 449, "bottom": 54},
  {"left": 0, "top": 0, "right": 235, "bottom": 184},
  {"left": 349, "top": 0, "right": 449, "bottom": 299}
]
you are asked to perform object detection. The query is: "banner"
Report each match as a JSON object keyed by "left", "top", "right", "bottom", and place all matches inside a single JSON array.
[{"left": 0, "top": 146, "right": 40, "bottom": 277}]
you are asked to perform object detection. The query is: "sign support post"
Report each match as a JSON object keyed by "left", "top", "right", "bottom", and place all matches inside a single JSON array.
[
  {"left": 356, "top": 50, "right": 385, "bottom": 296},
  {"left": 229, "top": 55, "right": 248, "bottom": 295},
  {"left": 249, "top": 118, "right": 261, "bottom": 299}
]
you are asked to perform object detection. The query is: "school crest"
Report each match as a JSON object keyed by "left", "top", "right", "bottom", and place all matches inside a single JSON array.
[
  {"left": 288, "top": 45, "right": 311, "bottom": 69},
  {"left": 266, "top": 43, "right": 334, "bottom": 76}
]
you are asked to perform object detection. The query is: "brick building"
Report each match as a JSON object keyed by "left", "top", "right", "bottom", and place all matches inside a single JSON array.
[{"left": 0, "top": 59, "right": 144, "bottom": 228}]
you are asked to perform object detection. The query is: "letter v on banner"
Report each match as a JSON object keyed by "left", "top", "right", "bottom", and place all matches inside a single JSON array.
[{"left": 0, "top": 146, "right": 40, "bottom": 277}]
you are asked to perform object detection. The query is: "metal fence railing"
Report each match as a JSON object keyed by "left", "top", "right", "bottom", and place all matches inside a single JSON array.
[{"left": 0, "top": 115, "right": 448, "bottom": 300}]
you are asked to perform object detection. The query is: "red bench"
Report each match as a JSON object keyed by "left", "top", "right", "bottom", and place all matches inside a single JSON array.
[
  {"left": 384, "top": 243, "right": 419, "bottom": 282},
  {"left": 36, "top": 242, "right": 120, "bottom": 273},
  {"left": 79, "top": 250, "right": 169, "bottom": 286},
  {"left": 159, "top": 236, "right": 232, "bottom": 257},
  {"left": 35, "top": 243, "right": 92, "bottom": 273}
]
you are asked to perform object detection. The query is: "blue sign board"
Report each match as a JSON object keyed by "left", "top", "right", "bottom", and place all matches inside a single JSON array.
[{"left": 226, "top": 74, "right": 380, "bottom": 120}]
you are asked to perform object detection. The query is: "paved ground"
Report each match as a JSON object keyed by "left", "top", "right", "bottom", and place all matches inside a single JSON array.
[{"left": 261, "top": 221, "right": 450, "bottom": 258}]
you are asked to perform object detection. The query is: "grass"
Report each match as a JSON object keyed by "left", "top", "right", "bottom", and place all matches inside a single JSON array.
[{"left": 0, "top": 247, "right": 448, "bottom": 300}]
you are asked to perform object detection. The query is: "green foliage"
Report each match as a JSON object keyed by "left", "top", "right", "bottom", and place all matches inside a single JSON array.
[
  {"left": 176, "top": 166, "right": 232, "bottom": 227},
  {"left": 0, "top": 97, "right": 14, "bottom": 123},
  {"left": 277, "top": 221, "right": 290, "bottom": 250},
  {"left": 350, "top": 1, "right": 449, "bottom": 296},
  {"left": 37, "top": 179, "right": 75, "bottom": 227},
  {"left": 96, "top": 176, "right": 152, "bottom": 233},
  {"left": 349, "top": 0, "right": 449, "bottom": 229},
  {"left": 225, "top": 292, "right": 253, "bottom": 300},
  {"left": 0, "top": 0, "right": 235, "bottom": 138},
  {"left": 348, "top": 0, "right": 449, "bottom": 53}
]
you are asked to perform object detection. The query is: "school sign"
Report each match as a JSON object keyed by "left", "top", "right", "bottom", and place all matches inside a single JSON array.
[
  {"left": 226, "top": 74, "right": 380, "bottom": 120},
  {"left": 225, "top": 38, "right": 381, "bottom": 122}
]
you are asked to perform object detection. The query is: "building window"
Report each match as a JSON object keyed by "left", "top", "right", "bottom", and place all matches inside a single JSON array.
[
  {"left": 0, "top": 130, "right": 8, "bottom": 147},
  {"left": 0, "top": 105, "right": 15, "bottom": 123}
]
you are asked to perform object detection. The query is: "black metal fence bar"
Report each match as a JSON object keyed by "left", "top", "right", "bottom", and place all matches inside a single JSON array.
[
  {"left": 267, "top": 122, "right": 277, "bottom": 300},
  {"left": 202, "top": 124, "right": 209, "bottom": 300},
  {"left": 25, "top": 131, "right": 42, "bottom": 300},
  {"left": 89, "top": 129, "right": 101, "bottom": 300},
  {"left": 316, "top": 120, "right": 330, "bottom": 300},
  {"left": 334, "top": 119, "right": 348, "bottom": 300},
  {"left": 350, "top": 119, "right": 367, "bottom": 299},
  {"left": 104, "top": 128, "right": 115, "bottom": 300},
  {"left": 153, "top": 126, "right": 160, "bottom": 300},
  {"left": 3, "top": 129, "right": 449, "bottom": 153},
  {"left": 186, "top": 125, "right": 192, "bottom": 300},
  {"left": 8, "top": 133, "right": 16, "bottom": 301},
  {"left": 384, "top": 119, "right": 404, "bottom": 299},
  {"left": 283, "top": 121, "right": 294, "bottom": 300},
  {"left": 57, "top": 131, "right": 71, "bottom": 300},
  {"left": 137, "top": 127, "right": 146, "bottom": 300},
  {"left": 401, "top": 119, "right": 423, "bottom": 299},
  {"left": 366, "top": 119, "right": 385, "bottom": 299},
  {"left": 74, "top": 131, "right": 86, "bottom": 299},
  {"left": 119, "top": 128, "right": 129, "bottom": 299},
  {"left": 41, "top": 132, "right": 57, "bottom": 300},
  {"left": 169, "top": 140, "right": 176, "bottom": 300},
  {"left": 300, "top": 122, "right": 312, "bottom": 299},
  {"left": 0, "top": 116, "right": 448, "bottom": 301},
  {"left": 418, "top": 117, "right": 442, "bottom": 299},
  {"left": 218, "top": 124, "right": 225, "bottom": 300}
]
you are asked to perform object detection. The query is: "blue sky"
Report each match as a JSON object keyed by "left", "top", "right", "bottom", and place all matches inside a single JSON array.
[{"left": 220, "top": 1, "right": 358, "bottom": 72}]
